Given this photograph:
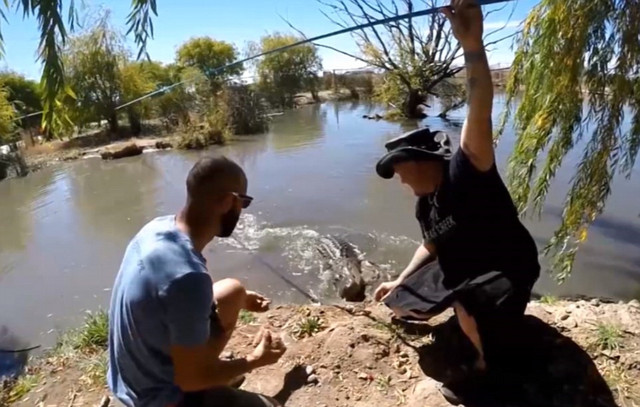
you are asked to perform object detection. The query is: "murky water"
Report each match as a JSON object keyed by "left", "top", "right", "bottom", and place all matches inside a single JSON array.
[{"left": 1, "top": 99, "right": 640, "bottom": 354}]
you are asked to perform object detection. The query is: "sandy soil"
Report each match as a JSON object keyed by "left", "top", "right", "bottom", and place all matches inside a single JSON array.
[{"left": 6, "top": 299, "right": 640, "bottom": 407}]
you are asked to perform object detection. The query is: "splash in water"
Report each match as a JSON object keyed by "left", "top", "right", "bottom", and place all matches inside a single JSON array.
[{"left": 222, "top": 214, "right": 408, "bottom": 301}]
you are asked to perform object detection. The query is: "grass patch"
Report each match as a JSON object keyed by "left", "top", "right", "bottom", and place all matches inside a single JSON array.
[
  {"left": 239, "top": 309, "right": 257, "bottom": 325},
  {"left": 594, "top": 323, "right": 624, "bottom": 352},
  {"left": 55, "top": 309, "right": 108, "bottom": 355},
  {"left": 80, "top": 352, "right": 108, "bottom": 388},
  {"left": 540, "top": 295, "right": 559, "bottom": 305},
  {"left": 603, "top": 362, "right": 638, "bottom": 401},
  {"left": 292, "top": 316, "right": 324, "bottom": 339},
  {"left": 371, "top": 320, "right": 403, "bottom": 338},
  {"left": 375, "top": 375, "right": 392, "bottom": 394},
  {"left": 1, "top": 372, "right": 40, "bottom": 404}
]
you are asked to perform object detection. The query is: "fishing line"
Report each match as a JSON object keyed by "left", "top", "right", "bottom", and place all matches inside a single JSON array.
[
  {"left": 12, "top": 0, "right": 513, "bottom": 122},
  {"left": 230, "top": 236, "right": 322, "bottom": 305},
  {"left": 0, "top": 345, "right": 41, "bottom": 353}
]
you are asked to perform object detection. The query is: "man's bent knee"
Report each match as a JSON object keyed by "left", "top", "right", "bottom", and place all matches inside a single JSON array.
[{"left": 213, "top": 278, "right": 247, "bottom": 306}]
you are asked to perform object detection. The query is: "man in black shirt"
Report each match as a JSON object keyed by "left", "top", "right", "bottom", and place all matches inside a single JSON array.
[{"left": 373, "top": 0, "right": 540, "bottom": 403}]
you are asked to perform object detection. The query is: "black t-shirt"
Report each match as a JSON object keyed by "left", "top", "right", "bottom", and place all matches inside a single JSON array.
[{"left": 416, "top": 148, "right": 540, "bottom": 288}]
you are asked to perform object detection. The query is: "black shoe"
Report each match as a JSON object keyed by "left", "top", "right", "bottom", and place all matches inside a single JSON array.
[{"left": 438, "top": 370, "right": 491, "bottom": 406}]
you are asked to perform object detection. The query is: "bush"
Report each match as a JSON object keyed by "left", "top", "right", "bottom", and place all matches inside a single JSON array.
[
  {"left": 225, "top": 85, "right": 268, "bottom": 135},
  {"left": 177, "top": 97, "right": 232, "bottom": 150}
]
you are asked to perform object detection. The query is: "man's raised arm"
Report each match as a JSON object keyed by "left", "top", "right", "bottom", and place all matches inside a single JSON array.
[{"left": 442, "top": 0, "right": 494, "bottom": 171}]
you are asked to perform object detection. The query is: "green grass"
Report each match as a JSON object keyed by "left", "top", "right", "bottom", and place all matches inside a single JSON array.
[
  {"left": 292, "top": 316, "right": 324, "bottom": 339},
  {"left": 594, "top": 322, "right": 624, "bottom": 351},
  {"left": 371, "top": 320, "right": 403, "bottom": 338},
  {"left": 239, "top": 309, "right": 257, "bottom": 325},
  {"left": 540, "top": 295, "right": 559, "bottom": 305},
  {"left": 55, "top": 309, "right": 109, "bottom": 354},
  {"left": 1, "top": 373, "right": 40, "bottom": 404},
  {"left": 375, "top": 375, "right": 392, "bottom": 394}
]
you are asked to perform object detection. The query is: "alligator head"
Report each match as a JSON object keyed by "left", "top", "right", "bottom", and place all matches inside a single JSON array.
[{"left": 315, "top": 235, "right": 382, "bottom": 302}]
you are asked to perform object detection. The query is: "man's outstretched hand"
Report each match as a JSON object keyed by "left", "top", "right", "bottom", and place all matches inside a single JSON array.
[
  {"left": 374, "top": 280, "right": 400, "bottom": 302},
  {"left": 441, "top": 0, "right": 484, "bottom": 50},
  {"left": 248, "top": 329, "right": 286, "bottom": 369},
  {"left": 245, "top": 290, "right": 270, "bottom": 312}
]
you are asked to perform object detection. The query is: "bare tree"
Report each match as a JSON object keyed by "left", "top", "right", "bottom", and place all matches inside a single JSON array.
[{"left": 317, "top": 0, "right": 516, "bottom": 118}]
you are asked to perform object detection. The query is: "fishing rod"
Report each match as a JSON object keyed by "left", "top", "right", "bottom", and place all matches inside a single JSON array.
[
  {"left": 115, "top": 0, "right": 510, "bottom": 111},
  {"left": 12, "top": 0, "right": 512, "bottom": 122}
]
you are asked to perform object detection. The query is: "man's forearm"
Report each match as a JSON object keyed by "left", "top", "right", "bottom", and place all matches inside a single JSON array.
[
  {"left": 185, "top": 356, "right": 260, "bottom": 391},
  {"left": 396, "top": 243, "right": 436, "bottom": 284},
  {"left": 464, "top": 44, "right": 493, "bottom": 120}
]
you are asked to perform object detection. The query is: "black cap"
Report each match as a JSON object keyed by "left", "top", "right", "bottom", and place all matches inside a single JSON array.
[{"left": 375, "top": 127, "right": 453, "bottom": 179}]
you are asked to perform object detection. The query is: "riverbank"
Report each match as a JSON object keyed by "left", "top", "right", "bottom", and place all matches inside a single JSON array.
[{"left": 3, "top": 298, "right": 639, "bottom": 407}]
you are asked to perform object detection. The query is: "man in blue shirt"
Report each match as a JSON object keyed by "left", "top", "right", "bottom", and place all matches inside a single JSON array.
[{"left": 108, "top": 155, "right": 285, "bottom": 407}]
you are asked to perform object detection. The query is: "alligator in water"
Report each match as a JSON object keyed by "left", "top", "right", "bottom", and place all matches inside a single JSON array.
[{"left": 314, "top": 235, "right": 382, "bottom": 302}]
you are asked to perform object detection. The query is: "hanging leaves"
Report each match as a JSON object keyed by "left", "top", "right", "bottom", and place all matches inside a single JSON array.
[{"left": 498, "top": 0, "right": 640, "bottom": 281}]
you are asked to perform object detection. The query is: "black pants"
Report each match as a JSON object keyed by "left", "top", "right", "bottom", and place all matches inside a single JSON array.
[
  {"left": 384, "top": 262, "right": 534, "bottom": 350},
  {"left": 178, "top": 387, "right": 274, "bottom": 407}
]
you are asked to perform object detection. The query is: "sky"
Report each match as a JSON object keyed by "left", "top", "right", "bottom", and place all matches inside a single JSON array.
[{"left": 0, "top": 0, "right": 540, "bottom": 81}]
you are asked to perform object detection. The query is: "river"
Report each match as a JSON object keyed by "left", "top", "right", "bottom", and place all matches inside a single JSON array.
[{"left": 1, "top": 98, "right": 640, "bottom": 352}]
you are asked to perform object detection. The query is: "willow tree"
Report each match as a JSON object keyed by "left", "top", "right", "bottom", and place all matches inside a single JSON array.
[
  {"left": 253, "top": 33, "right": 322, "bottom": 108},
  {"left": 498, "top": 0, "right": 640, "bottom": 281},
  {"left": 0, "top": 0, "right": 157, "bottom": 135}
]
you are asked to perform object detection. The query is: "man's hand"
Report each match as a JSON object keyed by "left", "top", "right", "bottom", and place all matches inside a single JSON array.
[
  {"left": 374, "top": 280, "right": 400, "bottom": 302},
  {"left": 245, "top": 290, "right": 270, "bottom": 312},
  {"left": 441, "top": 0, "right": 484, "bottom": 50},
  {"left": 248, "top": 329, "right": 286, "bottom": 368}
]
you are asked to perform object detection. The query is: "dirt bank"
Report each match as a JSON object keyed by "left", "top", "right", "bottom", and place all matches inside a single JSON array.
[{"left": 4, "top": 299, "right": 640, "bottom": 407}]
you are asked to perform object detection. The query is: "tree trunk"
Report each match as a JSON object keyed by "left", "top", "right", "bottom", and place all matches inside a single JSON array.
[
  {"left": 128, "top": 111, "right": 142, "bottom": 136},
  {"left": 311, "top": 88, "right": 320, "bottom": 102},
  {"left": 108, "top": 111, "right": 119, "bottom": 135},
  {"left": 403, "top": 89, "right": 426, "bottom": 119}
]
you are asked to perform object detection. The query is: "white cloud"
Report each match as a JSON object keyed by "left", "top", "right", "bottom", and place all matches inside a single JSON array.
[{"left": 484, "top": 20, "right": 522, "bottom": 30}]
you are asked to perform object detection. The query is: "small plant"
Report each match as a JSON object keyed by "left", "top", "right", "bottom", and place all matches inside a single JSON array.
[
  {"left": 239, "top": 309, "right": 257, "bottom": 325},
  {"left": 80, "top": 352, "right": 108, "bottom": 388},
  {"left": 76, "top": 310, "right": 109, "bottom": 350},
  {"left": 372, "top": 321, "right": 402, "bottom": 338},
  {"left": 292, "top": 316, "right": 324, "bottom": 339},
  {"left": 602, "top": 362, "right": 637, "bottom": 401},
  {"left": 375, "top": 375, "right": 392, "bottom": 393},
  {"left": 2, "top": 373, "right": 40, "bottom": 404},
  {"left": 594, "top": 323, "right": 623, "bottom": 351},
  {"left": 56, "top": 309, "right": 109, "bottom": 354},
  {"left": 540, "top": 295, "right": 558, "bottom": 305}
]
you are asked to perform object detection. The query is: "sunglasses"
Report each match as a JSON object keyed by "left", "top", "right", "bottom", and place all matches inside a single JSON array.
[{"left": 231, "top": 192, "right": 253, "bottom": 209}]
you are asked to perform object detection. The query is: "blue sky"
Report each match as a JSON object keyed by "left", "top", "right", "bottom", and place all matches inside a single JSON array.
[{"left": 0, "top": 0, "right": 539, "bottom": 80}]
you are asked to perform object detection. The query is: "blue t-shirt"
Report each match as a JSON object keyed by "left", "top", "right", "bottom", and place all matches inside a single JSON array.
[{"left": 108, "top": 215, "right": 214, "bottom": 407}]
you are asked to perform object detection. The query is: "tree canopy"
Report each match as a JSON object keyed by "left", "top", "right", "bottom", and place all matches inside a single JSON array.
[
  {"left": 176, "top": 37, "right": 242, "bottom": 86},
  {"left": 0, "top": 72, "right": 42, "bottom": 129},
  {"left": 499, "top": 0, "right": 640, "bottom": 280},
  {"left": 62, "top": 15, "right": 128, "bottom": 133},
  {"left": 254, "top": 33, "right": 322, "bottom": 108},
  {"left": 319, "top": 0, "right": 512, "bottom": 118},
  {"left": 0, "top": 0, "right": 158, "bottom": 132},
  {"left": 0, "top": 87, "right": 16, "bottom": 143}
]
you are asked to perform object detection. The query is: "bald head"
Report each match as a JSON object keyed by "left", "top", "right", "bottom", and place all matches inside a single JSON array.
[{"left": 186, "top": 155, "right": 247, "bottom": 202}]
